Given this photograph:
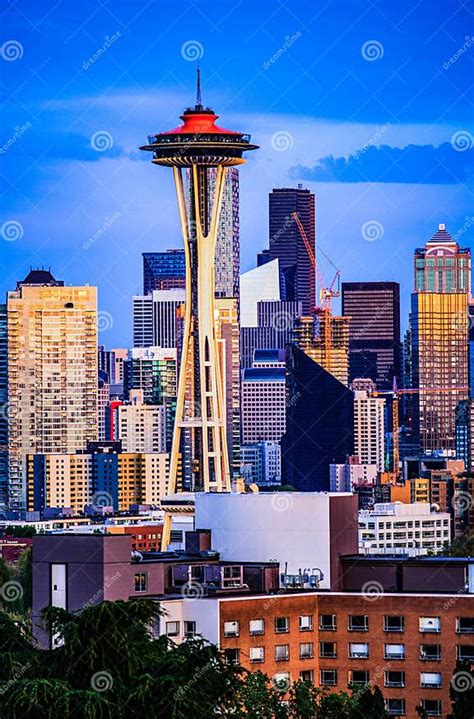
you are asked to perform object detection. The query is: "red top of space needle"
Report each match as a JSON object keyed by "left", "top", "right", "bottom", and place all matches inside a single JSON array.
[{"left": 139, "top": 68, "right": 258, "bottom": 167}]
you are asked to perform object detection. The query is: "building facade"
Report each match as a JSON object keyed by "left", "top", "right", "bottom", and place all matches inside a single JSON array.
[
  {"left": 133, "top": 289, "right": 186, "bottom": 349},
  {"left": 268, "top": 187, "right": 315, "bottom": 315},
  {"left": 113, "top": 391, "right": 166, "bottom": 454},
  {"left": 282, "top": 346, "right": 354, "bottom": 491},
  {"left": 342, "top": 282, "right": 401, "bottom": 389},
  {"left": 353, "top": 390, "right": 385, "bottom": 471},
  {"left": 358, "top": 502, "right": 451, "bottom": 556},
  {"left": 7, "top": 271, "right": 98, "bottom": 510},
  {"left": 142, "top": 250, "right": 186, "bottom": 295},
  {"left": 410, "top": 225, "right": 470, "bottom": 453},
  {"left": 294, "top": 313, "right": 350, "bottom": 386},
  {"left": 241, "top": 367, "right": 286, "bottom": 444}
]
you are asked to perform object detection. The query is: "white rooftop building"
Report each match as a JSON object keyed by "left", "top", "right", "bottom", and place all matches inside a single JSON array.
[
  {"left": 195, "top": 492, "right": 358, "bottom": 590},
  {"left": 358, "top": 502, "right": 451, "bottom": 556},
  {"left": 239, "top": 259, "right": 281, "bottom": 327}
]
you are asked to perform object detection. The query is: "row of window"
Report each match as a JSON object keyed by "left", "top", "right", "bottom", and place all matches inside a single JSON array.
[
  {"left": 230, "top": 642, "right": 473, "bottom": 663},
  {"left": 223, "top": 614, "right": 474, "bottom": 636}
]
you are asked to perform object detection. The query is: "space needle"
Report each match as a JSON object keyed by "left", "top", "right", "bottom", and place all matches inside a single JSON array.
[{"left": 140, "top": 71, "right": 258, "bottom": 548}]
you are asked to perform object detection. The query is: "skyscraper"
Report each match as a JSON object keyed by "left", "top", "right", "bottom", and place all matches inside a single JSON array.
[
  {"left": 282, "top": 346, "right": 354, "bottom": 491},
  {"left": 140, "top": 72, "right": 257, "bottom": 547},
  {"left": 293, "top": 313, "right": 350, "bottom": 385},
  {"left": 7, "top": 270, "right": 98, "bottom": 509},
  {"left": 353, "top": 390, "right": 385, "bottom": 471},
  {"left": 341, "top": 282, "right": 401, "bottom": 389},
  {"left": 268, "top": 186, "right": 315, "bottom": 315},
  {"left": 0, "top": 304, "right": 7, "bottom": 511},
  {"left": 410, "top": 224, "right": 470, "bottom": 453},
  {"left": 132, "top": 289, "right": 186, "bottom": 348},
  {"left": 189, "top": 167, "right": 240, "bottom": 300},
  {"left": 142, "top": 249, "right": 186, "bottom": 295}
]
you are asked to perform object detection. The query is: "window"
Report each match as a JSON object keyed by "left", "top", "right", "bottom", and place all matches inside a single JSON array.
[
  {"left": 134, "top": 572, "right": 147, "bottom": 592},
  {"left": 457, "top": 645, "right": 474, "bottom": 661},
  {"left": 224, "top": 620, "right": 239, "bottom": 637},
  {"left": 300, "top": 669, "right": 314, "bottom": 683},
  {"left": 349, "top": 615, "right": 368, "bottom": 631},
  {"left": 249, "top": 646, "right": 264, "bottom": 663},
  {"left": 319, "top": 614, "right": 336, "bottom": 631},
  {"left": 299, "top": 615, "right": 313, "bottom": 631},
  {"left": 420, "top": 617, "right": 440, "bottom": 633},
  {"left": 224, "top": 648, "right": 240, "bottom": 666},
  {"left": 384, "top": 644, "right": 405, "bottom": 660},
  {"left": 420, "top": 700, "right": 442, "bottom": 717},
  {"left": 349, "top": 643, "right": 369, "bottom": 658},
  {"left": 249, "top": 618, "right": 265, "bottom": 635},
  {"left": 275, "top": 616, "right": 289, "bottom": 634},
  {"left": 384, "top": 616, "right": 404, "bottom": 632},
  {"left": 300, "top": 642, "right": 314, "bottom": 659},
  {"left": 184, "top": 621, "right": 196, "bottom": 638},
  {"left": 320, "top": 641, "right": 337, "bottom": 658},
  {"left": 350, "top": 670, "right": 369, "bottom": 686},
  {"left": 166, "top": 621, "right": 180, "bottom": 637},
  {"left": 456, "top": 617, "right": 474, "bottom": 633},
  {"left": 420, "top": 672, "right": 442, "bottom": 688},
  {"left": 320, "top": 669, "right": 337, "bottom": 686},
  {"left": 384, "top": 671, "right": 405, "bottom": 687},
  {"left": 275, "top": 644, "right": 289, "bottom": 662},
  {"left": 420, "top": 644, "right": 441, "bottom": 661},
  {"left": 222, "top": 565, "right": 242, "bottom": 588},
  {"left": 385, "top": 699, "right": 406, "bottom": 716}
]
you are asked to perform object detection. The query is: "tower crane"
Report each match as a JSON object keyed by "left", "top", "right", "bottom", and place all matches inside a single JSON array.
[{"left": 291, "top": 212, "right": 341, "bottom": 368}]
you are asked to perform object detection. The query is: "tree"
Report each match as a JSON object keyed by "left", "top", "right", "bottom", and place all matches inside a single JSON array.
[
  {"left": 0, "top": 598, "right": 392, "bottom": 719},
  {"left": 447, "top": 660, "right": 474, "bottom": 719}
]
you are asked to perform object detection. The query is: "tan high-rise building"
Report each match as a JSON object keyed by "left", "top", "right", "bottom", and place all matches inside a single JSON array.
[
  {"left": 215, "top": 297, "right": 240, "bottom": 479},
  {"left": 410, "top": 225, "right": 470, "bottom": 453},
  {"left": 7, "top": 270, "right": 98, "bottom": 509},
  {"left": 294, "top": 313, "right": 350, "bottom": 386}
]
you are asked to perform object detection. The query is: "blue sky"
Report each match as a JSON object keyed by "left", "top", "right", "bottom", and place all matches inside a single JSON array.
[{"left": 1, "top": 0, "right": 473, "bottom": 345}]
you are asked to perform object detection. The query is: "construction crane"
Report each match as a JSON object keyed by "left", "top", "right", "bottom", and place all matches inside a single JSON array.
[
  {"left": 291, "top": 211, "right": 341, "bottom": 368},
  {"left": 372, "top": 383, "right": 469, "bottom": 479}
]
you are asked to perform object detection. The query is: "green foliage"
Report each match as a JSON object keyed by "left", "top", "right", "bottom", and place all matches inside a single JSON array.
[
  {"left": 3, "top": 526, "right": 36, "bottom": 538},
  {"left": 446, "top": 660, "right": 474, "bottom": 719},
  {"left": 440, "top": 535, "right": 474, "bottom": 557},
  {"left": 0, "top": 599, "right": 392, "bottom": 719}
]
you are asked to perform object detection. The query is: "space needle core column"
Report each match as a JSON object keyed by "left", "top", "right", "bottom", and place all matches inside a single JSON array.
[{"left": 140, "top": 72, "right": 258, "bottom": 547}]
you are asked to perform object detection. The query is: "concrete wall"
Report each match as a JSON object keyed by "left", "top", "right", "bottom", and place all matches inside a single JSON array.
[{"left": 195, "top": 492, "right": 356, "bottom": 590}]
